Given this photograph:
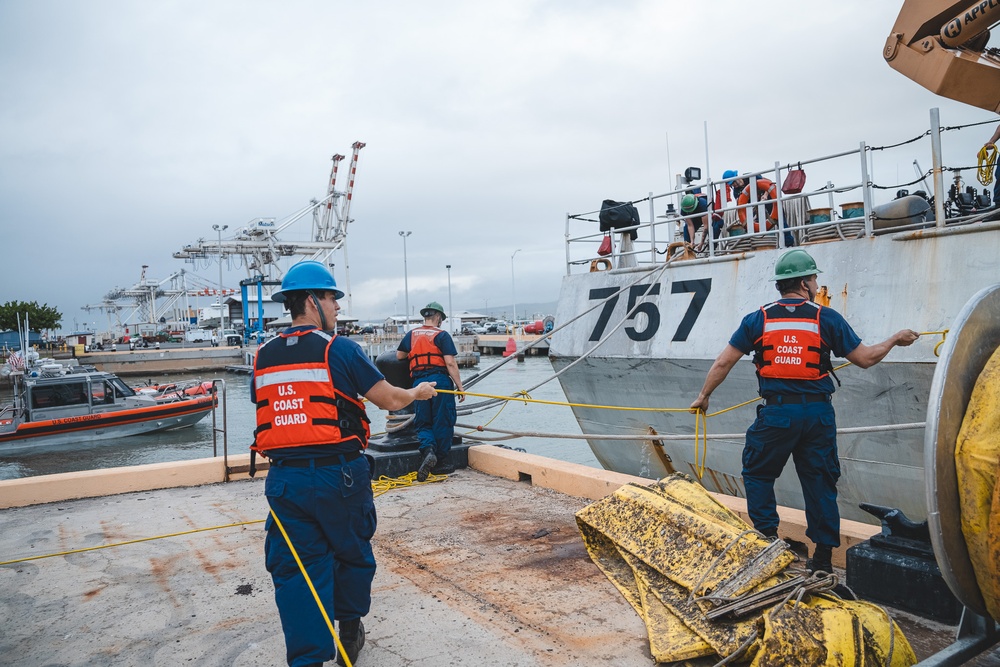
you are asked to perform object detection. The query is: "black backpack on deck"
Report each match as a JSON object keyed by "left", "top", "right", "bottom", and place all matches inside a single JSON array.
[{"left": 599, "top": 200, "right": 639, "bottom": 240}]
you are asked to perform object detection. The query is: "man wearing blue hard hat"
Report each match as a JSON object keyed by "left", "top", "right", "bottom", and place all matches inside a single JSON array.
[{"left": 252, "top": 260, "right": 437, "bottom": 667}]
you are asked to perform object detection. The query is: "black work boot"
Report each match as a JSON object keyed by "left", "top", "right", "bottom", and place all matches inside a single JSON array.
[
  {"left": 806, "top": 545, "right": 833, "bottom": 574},
  {"left": 416, "top": 451, "right": 437, "bottom": 482},
  {"left": 431, "top": 452, "right": 456, "bottom": 475},
  {"left": 337, "top": 619, "right": 365, "bottom": 666}
]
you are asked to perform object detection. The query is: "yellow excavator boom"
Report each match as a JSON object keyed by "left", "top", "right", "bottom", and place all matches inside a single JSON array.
[{"left": 885, "top": 0, "right": 1000, "bottom": 112}]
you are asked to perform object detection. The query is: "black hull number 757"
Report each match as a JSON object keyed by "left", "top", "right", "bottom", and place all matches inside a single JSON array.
[{"left": 587, "top": 278, "right": 712, "bottom": 342}]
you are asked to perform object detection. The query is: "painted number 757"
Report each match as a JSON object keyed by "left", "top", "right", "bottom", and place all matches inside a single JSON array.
[{"left": 587, "top": 278, "right": 712, "bottom": 342}]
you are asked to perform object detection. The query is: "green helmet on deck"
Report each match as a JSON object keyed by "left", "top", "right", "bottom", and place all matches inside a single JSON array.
[
  {"left": 772, "top": 249, "right": 822, "bottom": 281},
  {"left": 681, "top": 194, "right": 698, "bottom": 214},
  {"left": 420, "top": 301, "right": 447, "bottom": 319}
]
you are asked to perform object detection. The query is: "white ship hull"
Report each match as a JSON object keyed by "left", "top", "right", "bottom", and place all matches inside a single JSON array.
[{"left": 551, "top": 219, "right": 1000, "bottom": 524}]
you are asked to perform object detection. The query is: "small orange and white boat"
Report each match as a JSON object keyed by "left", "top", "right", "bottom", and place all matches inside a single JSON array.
[{"left": 0, "top": 359, "right": 216, "bottom": 453}]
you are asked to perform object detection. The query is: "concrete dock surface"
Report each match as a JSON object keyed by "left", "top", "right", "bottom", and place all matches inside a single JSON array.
[
  {"left": 1, "top": 469, "right": 651, "bottom": 666},
  {"left": 1, "top": 455, "right": 998, "bottom": 666}
]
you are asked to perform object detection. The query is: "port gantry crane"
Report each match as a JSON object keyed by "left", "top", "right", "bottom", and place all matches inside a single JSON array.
[
  {"left": 171, "top": 142, "right": 367, "bottom": 318},
  {"left": 84, "top": 265, "right": 237, "bottom": 338}
]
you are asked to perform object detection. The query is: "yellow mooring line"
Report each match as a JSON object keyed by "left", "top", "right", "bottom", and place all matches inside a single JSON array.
[
  {"left": 439, "top": 329, "right": 949, "bottom": 479},
  {"left": 0, "top": 472, "right": 447, "bottom": 567},
  {"left": 3, "top": 331, "right": 948, "bottom": 565}
]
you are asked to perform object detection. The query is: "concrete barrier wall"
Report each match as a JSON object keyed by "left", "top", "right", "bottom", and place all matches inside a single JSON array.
[
  {"left": 0, "top": 457, "right": 231, "bottom": 509},
  {"left": 80, "top": 347, "right": 243, "bottom": 375}
]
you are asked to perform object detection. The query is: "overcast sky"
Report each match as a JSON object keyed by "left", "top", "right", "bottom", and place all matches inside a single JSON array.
[{"left": 1, "top": 1, "right": 994, "bottom": 331}]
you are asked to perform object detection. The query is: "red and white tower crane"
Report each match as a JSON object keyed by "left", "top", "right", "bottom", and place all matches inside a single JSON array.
[{"left": 172, "top": 142, "right": 366, "bottom": 314}]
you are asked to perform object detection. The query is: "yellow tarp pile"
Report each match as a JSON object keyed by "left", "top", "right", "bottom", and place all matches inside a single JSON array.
[
  {"left": 955, "top": 343, "right": 1000, "bottom": 621},
  {"left": 575, "top": 474, "right": 916, "bottom": 665}
]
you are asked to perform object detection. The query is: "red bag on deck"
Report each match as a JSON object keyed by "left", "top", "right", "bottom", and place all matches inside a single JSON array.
[
  {"left": 782, "top": 164, "right": 807, "bottom": 195},
  {"left": 597, "top": 233, "right": 612, "bottom": 256}
]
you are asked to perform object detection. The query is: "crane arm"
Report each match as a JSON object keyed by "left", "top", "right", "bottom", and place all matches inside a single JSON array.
[{"left": 884, "top": 0, "right": 1000, "bottom": 112}]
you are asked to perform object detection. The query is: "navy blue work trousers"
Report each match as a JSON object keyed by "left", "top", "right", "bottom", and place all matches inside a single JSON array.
[
  {"left": 263, "top": 455, "right": 377, "bottom": 667},
  {"left": 742, "top": 401, "right": 840, "bottom": 548},
  {"left": 413, "top": 371, "right": 456, "bottom": 459}
]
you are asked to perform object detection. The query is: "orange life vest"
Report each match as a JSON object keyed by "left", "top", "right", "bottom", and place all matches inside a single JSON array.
[
  {"left": 737, "top": 178, "right": 779, "bottom": 232},
  {"left": 408, "top": 326, "right": 447, "bottom": 374},
  {"left": 754, "top": 300, "right": 830, "bottom": 381},
  {"left": 252, "top": 330, "right": 370, "bottom": 455}
]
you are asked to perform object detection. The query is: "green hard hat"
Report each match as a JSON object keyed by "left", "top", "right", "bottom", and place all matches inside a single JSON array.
[
  {"left": 681, "top": 194, "right": 698, "bottom": 214},
  {"left": 420, "top": 301, "right": 447, "bottom": 319},
  {"left": 772, "top": 249, "right": 822, "bottom": 281}
]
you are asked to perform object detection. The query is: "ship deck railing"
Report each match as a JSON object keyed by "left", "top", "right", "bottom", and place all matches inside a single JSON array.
[{"left": 563, "top": 109, "right": 997, "bottom": 275}]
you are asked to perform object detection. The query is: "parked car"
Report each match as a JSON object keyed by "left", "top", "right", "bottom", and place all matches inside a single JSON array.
[
  {"left": 249, "top": 330, "right": 275, "bottom": 343},
  {"left": 485, "top": 321, "right": 510, "bottom": 334}
]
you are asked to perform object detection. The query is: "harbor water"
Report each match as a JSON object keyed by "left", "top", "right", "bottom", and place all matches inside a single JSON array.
[{"left": 0, "top": 355, "right": 598, "bottom": 480}]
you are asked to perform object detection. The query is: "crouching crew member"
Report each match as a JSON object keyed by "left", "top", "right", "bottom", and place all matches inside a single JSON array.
[
  {"left": 689, "top": 249, "right": 918, "bottom": 574},
  {"left": 253, "top": 260, "right": 437, "bottom": 667}
]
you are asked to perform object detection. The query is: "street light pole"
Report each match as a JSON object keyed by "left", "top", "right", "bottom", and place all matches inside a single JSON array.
[
  {"left": 446, "top": 264, "right": 453, "bottom": 333},
  {"left": 213, "top": 224, "right": 229, "bottom": 330},
  {"left": 511, "top": 248, "right": 521, "bottom": 327},
  {"left": 399, "top": 231, "right": 412, "bottom": 331}
]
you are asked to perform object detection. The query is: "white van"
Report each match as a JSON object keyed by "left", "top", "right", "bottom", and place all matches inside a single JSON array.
[{"left": 185, "top": 329, "right": 211, "bottom": 343}]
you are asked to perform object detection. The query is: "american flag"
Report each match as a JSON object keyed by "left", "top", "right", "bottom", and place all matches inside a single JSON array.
[{"left": 7, "top": 352, "right": 25, "bottom": 371}]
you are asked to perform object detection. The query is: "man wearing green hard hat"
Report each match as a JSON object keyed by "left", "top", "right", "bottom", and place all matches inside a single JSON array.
[
  {"left": 679, "top": 191, "right": 723, "bottom": 250},
  {"left": 252, "top": 260, "right": 438, "bottom": 667},
  {"left": 690, "top": 249, "right": 919, "bottom": 575},
  {"left": 397, "top": 300, "right": 465, "bottom": 482}
]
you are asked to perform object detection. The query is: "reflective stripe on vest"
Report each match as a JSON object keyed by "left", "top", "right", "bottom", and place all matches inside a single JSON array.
[
  {"left": 408, "top": 326, "right": 446, "bottom": 373},
  {"left": 754, "top": 300, "right": 827, "bottom": 381},
  {"left": 252, "top": 329, "right": 370, "bottom": 454}
]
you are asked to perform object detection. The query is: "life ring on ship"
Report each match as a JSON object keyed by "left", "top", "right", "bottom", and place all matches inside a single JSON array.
[
  {"left": 737, "top": 178, "right": 779, "bottom": 232},
  {"left": 590, "top": 258, "right": 612, "bottom": 272}
]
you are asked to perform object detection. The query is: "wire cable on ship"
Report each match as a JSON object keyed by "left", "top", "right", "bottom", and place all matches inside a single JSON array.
[
  {"left": 941, "top": 118, "right": 1000, "bottom": 132},
  {"left": 868, "top": 170, "right": 933, "bottom": 190},
  {"left": 867, "top": 129, "right": 930, "bottom": 152},
  {"left": 458, "top": 261, "right": 672, "bottom": 416},
  {"left": 568, "top": 196, "right": 652, "bottom": 224}
]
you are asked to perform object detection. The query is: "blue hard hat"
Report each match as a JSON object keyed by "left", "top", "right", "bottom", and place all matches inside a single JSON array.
[
  {"left": 272, "top": 261, "right": 344, "bottom": 302},
  {"left": 722, "top": 169, "right": 738, "bottom": 180}
]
